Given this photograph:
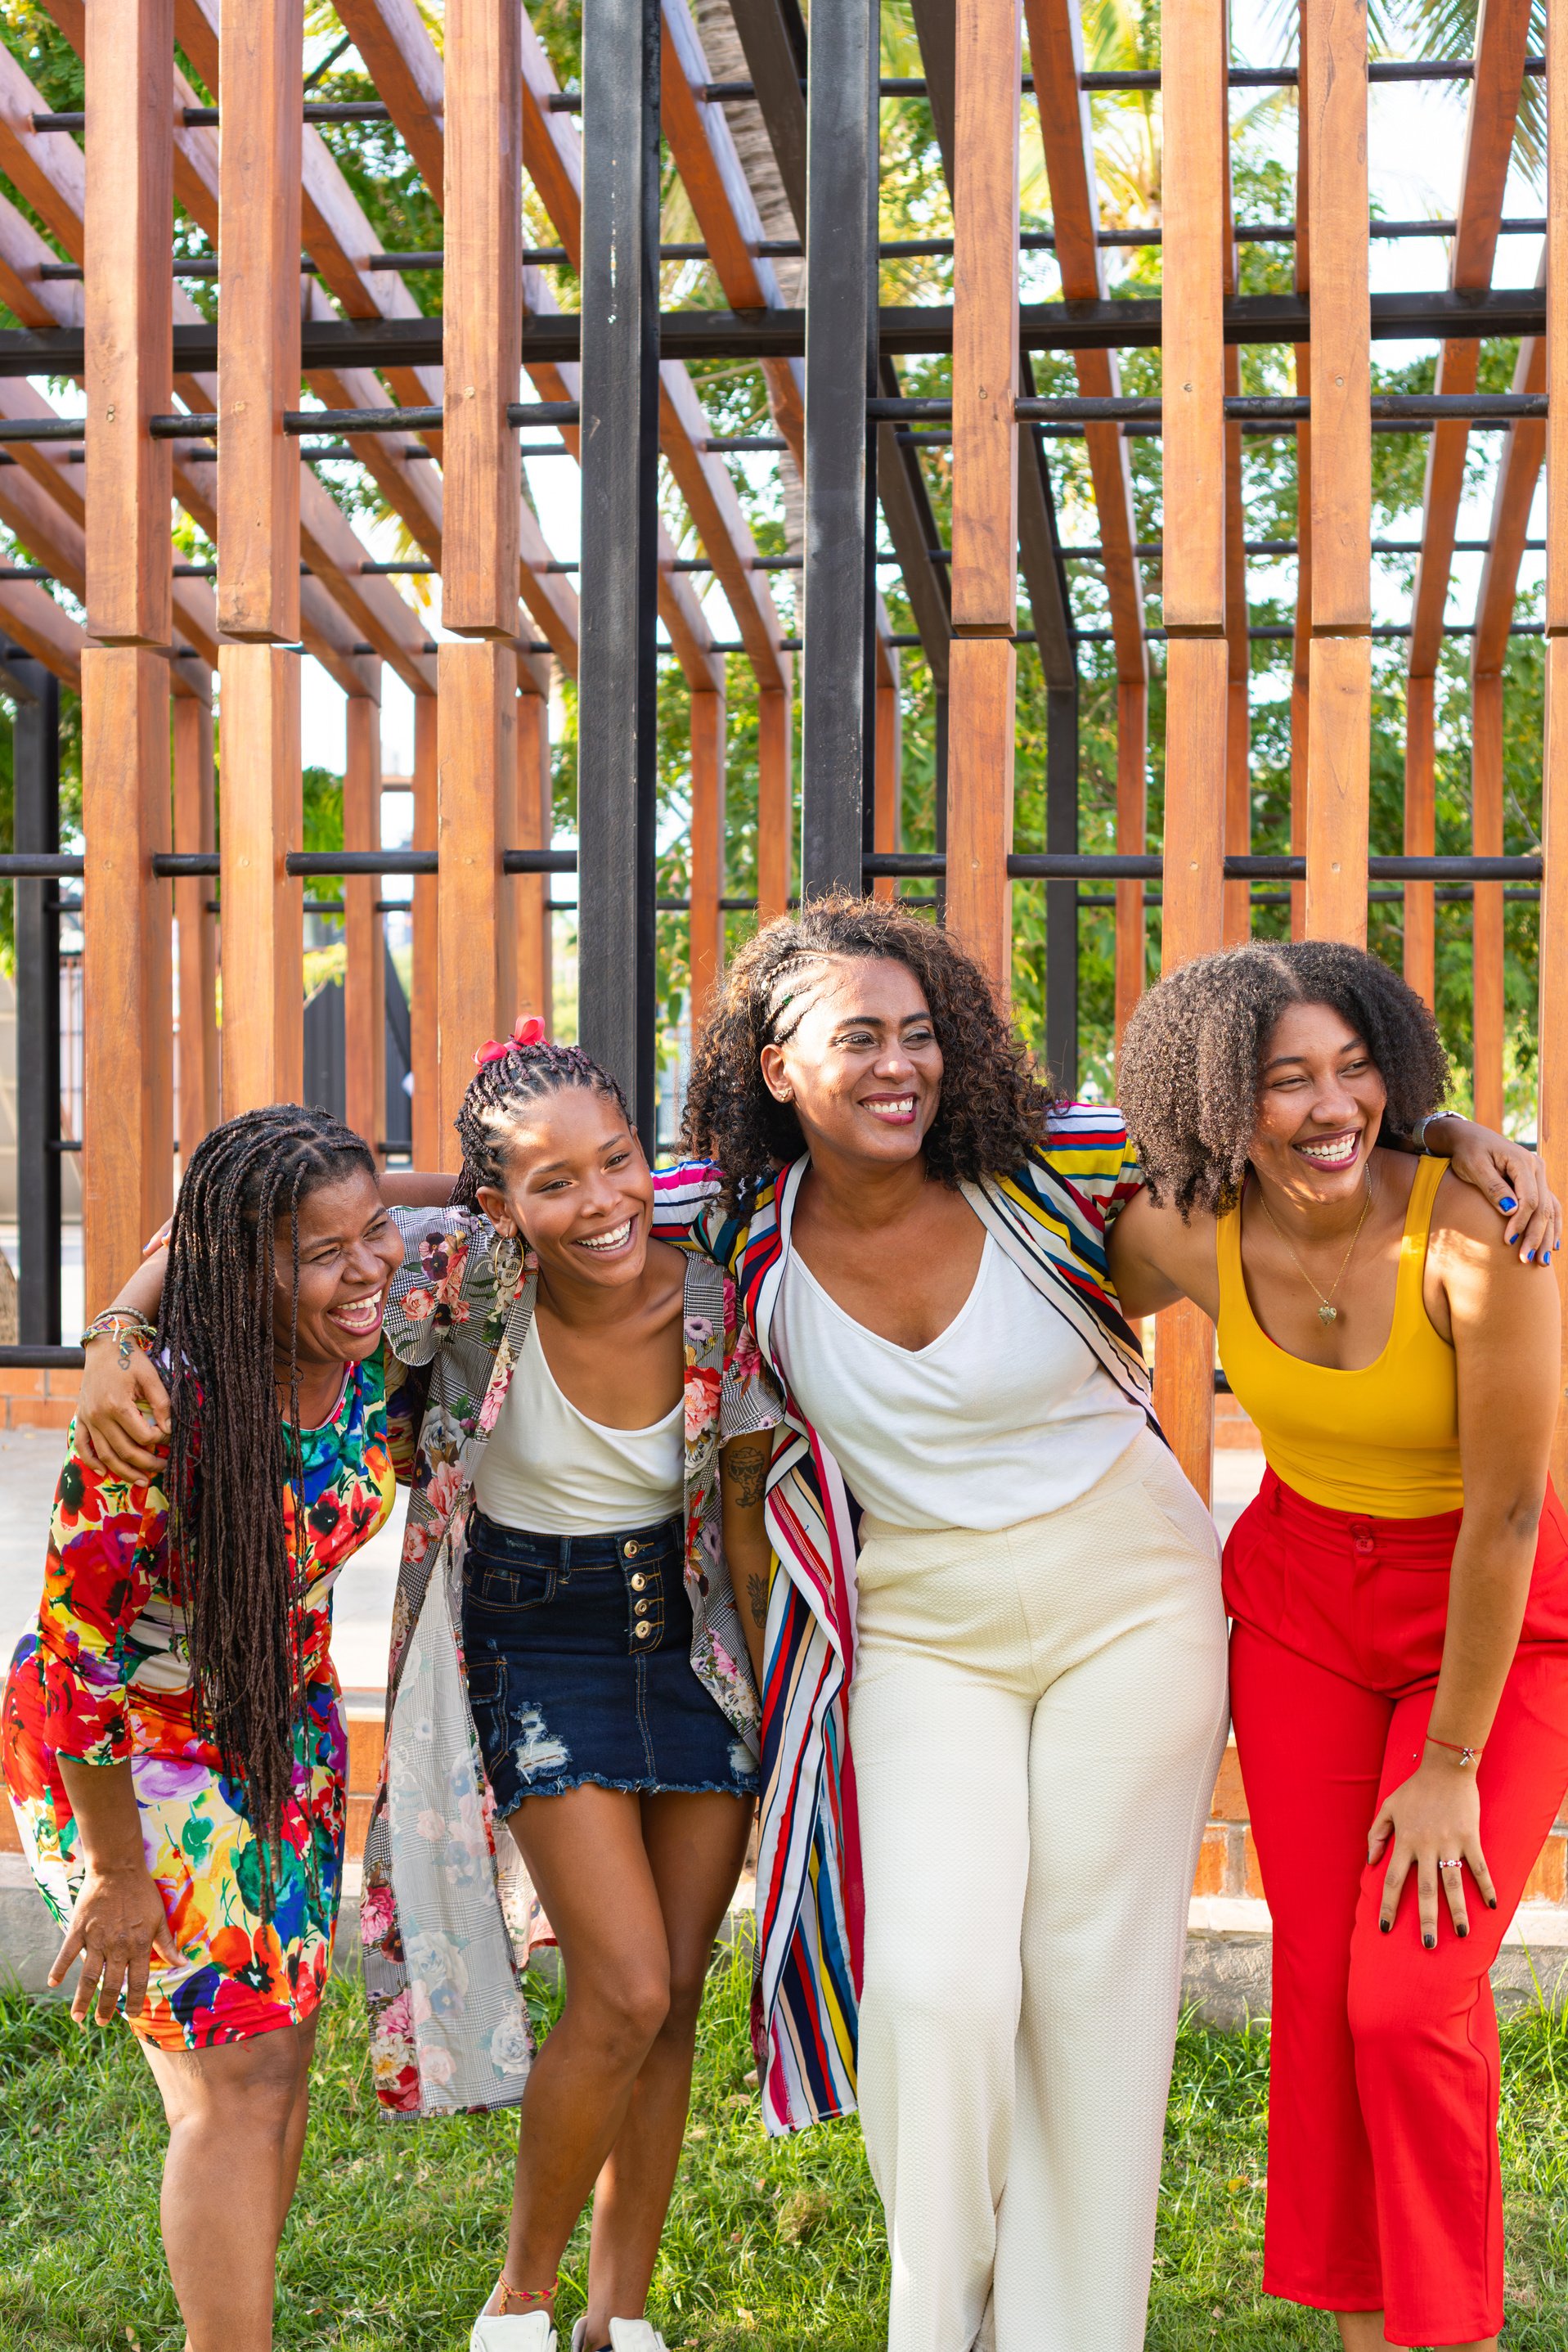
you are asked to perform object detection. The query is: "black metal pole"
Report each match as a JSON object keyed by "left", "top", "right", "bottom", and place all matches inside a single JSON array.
[
  {"left": 577, "top": 0, "right": 662, "bottom": 1149},
  {"left": 1045, "top": 684, "right": 1079, "bottom": 1095},
  {"left": 12, "top": 657, "right": 61, "bottom": 1342},
  {"left": 933, "top": 687, "right": 949, "bottom": 922},
  {"left": 801, "top": 0, "right": 878, "bottom": 898}
]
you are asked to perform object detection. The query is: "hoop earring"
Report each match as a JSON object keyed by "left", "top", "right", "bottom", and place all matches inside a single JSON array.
[{"left": 492, "top": 1230, "right": 526, "bottom": 1293}]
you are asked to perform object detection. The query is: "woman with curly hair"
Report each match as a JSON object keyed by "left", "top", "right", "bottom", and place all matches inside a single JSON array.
[
  {"left": 2, "top": 1105, "right": 402, "bottom": 2352},
  {"left": 1111, "top": 939, "right": 1568, "bottom": 2352}
]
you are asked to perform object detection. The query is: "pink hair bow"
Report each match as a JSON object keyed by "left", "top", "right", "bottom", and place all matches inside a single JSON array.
[{"left": 474, "top": 1014, "right": 547, "bottom": 1068}]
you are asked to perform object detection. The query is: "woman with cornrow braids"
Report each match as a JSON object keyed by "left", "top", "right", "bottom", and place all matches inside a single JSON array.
[
  {"left": 74, "top": 1026, "right": 781, "bottom": 2352},
  {"left": 2, "top": 1104, "right": 402, "bottom": 2352}
]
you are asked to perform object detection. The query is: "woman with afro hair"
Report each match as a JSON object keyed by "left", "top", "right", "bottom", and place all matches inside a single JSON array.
[
  {"left": 1111, "top": 938, "right": 1568, "bottom": 2352},
  {"left": 668, "top": 902, "right": 1543, "bottom": 2352}
]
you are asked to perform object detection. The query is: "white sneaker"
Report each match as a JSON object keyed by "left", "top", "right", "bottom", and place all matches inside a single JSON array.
[
  {"left": 608, "top": 2326, "right": 668, "bottom": 2352},
  {"left": 470, "top": 2303, "right": 556, "bottom": 2352}
]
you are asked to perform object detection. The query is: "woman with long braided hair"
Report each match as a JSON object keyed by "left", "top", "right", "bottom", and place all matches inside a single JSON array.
[
  {"left": 74, "top": 1029, "right": 781, "bottom": 2352},
  {"left": 2, "top": 1104, "right": 402, "bottom": 2352}
]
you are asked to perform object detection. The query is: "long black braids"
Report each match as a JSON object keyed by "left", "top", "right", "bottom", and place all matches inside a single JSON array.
[
  {"left": 159, "top": 1105, "right": 375, "bottom": 1891},
  {"left": 452, "top": 1028, "right": 631, "bottom": 1211}
]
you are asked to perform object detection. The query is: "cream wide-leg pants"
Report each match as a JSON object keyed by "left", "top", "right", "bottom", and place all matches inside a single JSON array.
[{"left": 850, "top": 1426, "right": 1229, "bottom": 2352}]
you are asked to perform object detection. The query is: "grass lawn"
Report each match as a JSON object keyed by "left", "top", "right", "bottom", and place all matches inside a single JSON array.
[{"left": 2, "top": 1950, "right": 1566, "bottom": 2350}]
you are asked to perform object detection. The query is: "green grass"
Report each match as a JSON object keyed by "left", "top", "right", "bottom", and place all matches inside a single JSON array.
[{"left": 2, "top": 1954, "right": 1566, "bottom": 2350}]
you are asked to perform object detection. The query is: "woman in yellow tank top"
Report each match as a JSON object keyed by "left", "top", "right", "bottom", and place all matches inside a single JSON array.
[{"left": 1111, "top": 941, "right": 1568, "bottom": 2352}]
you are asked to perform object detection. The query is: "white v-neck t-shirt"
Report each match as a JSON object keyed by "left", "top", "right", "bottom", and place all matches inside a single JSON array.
[
  {"left": 472, "top": 1316, "right": 686, "bottom": 1536},
  {"left": 771, "top": 1230, "right": 1143, "bottom": 1531}
]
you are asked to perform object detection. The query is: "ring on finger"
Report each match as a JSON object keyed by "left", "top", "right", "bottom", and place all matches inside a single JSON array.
[{"left": 1439, "top": 1856, "right": 1463, "bottom": 1869}]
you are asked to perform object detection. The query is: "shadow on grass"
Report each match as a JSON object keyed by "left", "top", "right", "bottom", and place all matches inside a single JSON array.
[{"left": 2, "top": 1957, "right": 1565, "bottom": 2349}]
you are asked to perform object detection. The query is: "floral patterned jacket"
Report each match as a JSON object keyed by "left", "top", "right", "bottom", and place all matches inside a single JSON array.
[{"left": 362, "top": 1204, "right": 781, "bottom": 2117}]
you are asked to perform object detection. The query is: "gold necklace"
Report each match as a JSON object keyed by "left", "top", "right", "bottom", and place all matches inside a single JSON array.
[{"left": 1252, "top": 1161, "right": 1376, "bottom": 1327}]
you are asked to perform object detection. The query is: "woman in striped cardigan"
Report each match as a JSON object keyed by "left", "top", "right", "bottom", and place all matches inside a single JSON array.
[{"left": 667, "top": 897, "right": 1548, "bottom": 2352}]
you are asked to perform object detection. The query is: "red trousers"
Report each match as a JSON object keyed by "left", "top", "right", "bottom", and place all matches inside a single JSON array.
[{"left": 1224, "top": 1470, "right": 1568, "bottom": 2348}]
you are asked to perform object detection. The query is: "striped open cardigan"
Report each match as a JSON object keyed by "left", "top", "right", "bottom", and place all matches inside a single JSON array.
[{"left": 654, "top": 1101, "right": 1154, "bottom": 2135}]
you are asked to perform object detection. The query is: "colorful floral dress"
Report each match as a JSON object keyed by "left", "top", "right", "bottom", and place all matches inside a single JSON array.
[{"left": 1, "top": 1352, "right": 394, "bottom": 2048}]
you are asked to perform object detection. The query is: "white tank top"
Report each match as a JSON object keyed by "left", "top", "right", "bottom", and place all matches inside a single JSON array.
[
  {"left": 471, "top": 1317, "right": 686, "bottom": 1536},
  {"left": 771, "top": 1232, "right": 1143, "bottom": 1531}
]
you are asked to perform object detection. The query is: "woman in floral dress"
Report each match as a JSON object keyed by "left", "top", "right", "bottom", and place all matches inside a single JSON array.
[{"left": 2, "top": 1106, "right": 402, "bottom": 2352}]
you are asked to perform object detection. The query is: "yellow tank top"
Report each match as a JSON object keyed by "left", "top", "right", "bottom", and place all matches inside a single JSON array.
[{"left": 1215, "top": 1155, "right": 1462, "bottom": 1518}]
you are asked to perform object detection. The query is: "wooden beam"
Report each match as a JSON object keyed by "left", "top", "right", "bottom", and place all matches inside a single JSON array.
[
  {"left": 172, "top": 695, "right": 218, "bottom": 1159},
  {"left": 83, "top": 0, "right": 172, "bottom": 649},
  {"left": 1543, "top": 0, "right": 1568, "bottom": 1488},
  {"left": 757, "top": 676, "right": 792, "bottom": 925},
  {"left": 330, "top": 0, "right": 447, "bottom": 194},
  {"left": 344, "top": 687, "right": 387, "bottom": 1157},
  {"left": 1304, "top": 0, "right": 1371, "bottom": 939},
  {"left": 1113, "top": 680, "right": 1147, "bottom": 1044},
  {"left": 218, "top": 645, "right": 302, "bottom": 1109},
  {"left": 81, "top": 646, "right": 172, "bottom": 1312},
  {"left": 946, "top": 0, "right": 1021, "bottom": 994},
  {"left": 689, "top": 686, "right": 726, "bottom": 1019},
  {"left": 410, "top": 689, "right": 441, "bottom": 1167},
  {"left": 443, "top": 0, "right": 521, "bottom": 637},
  {"left": 516, "top": 687, "right": 553, "bottom": 1032},
  {"left": 218, "top": 0, "right": 302, "bottom": 643},
  {"left": 0, "top": 581, "right": 85, "bottom": 690},
  {"left": 1403, "top": 672, "right": 1436, "bottom": 1005},
  {"left": 436, "top": 641, "right": 517, "bottom": 1164},
  {"left": 1471, "top": 668, "right": 1505, "bottom": 1130}
]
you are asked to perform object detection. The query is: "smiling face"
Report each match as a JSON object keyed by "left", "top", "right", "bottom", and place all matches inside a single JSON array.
[
  {"left": 1248, "top": 998, "right": 1389, "bottom": 1203},
  {"left": 758, "top": 953, "right": 944, "bottom": 1173},
  {"left": 275, "top": 1167, "right": 403, "bottom": 1371},
  {"left": 475, "top": 1083, "right": 654, "bottom": 1294}
]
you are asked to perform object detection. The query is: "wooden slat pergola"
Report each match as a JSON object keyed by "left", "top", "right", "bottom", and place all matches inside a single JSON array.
[{"left": 2, "top": 0, "right": 1566, "bottom": 1499}]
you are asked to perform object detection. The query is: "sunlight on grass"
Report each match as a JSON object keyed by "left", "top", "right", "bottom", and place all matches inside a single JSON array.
[{"left": 2, "top": 1955, "right": 1565, "bottom": 2350}]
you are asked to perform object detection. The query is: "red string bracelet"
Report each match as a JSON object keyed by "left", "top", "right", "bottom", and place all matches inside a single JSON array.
[{"left": 1424, "top": 1733, "right": 1483, "bottom": 1768}]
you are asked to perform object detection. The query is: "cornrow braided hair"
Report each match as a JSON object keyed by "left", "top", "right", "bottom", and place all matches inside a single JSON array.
[
  {"left": 1116, "top": 939, "right": 1451, "bottom": 1218},
  {"left": 682, "top": 894, "right": 1055, "bottom": 1205},
  {"left": 159, "top": 1104, "right": 375, "bottom": 1895},
  {"left": 452, "top": 1033, "right": 631, "bottom": 1211}
]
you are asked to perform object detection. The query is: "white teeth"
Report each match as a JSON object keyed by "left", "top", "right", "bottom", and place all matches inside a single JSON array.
[
  {"left": 577, "top": 1219, "right": 633, "bottom": 1252},
  {"left": 1297, "top": 1137, "right": 1358, "bottom": 1165},
  {"left": 866, "top": 1098, "right": 914, "bottom": 1118},
  {"left": 330, "top": 1293, "right": 383, "bottom": 1328}
]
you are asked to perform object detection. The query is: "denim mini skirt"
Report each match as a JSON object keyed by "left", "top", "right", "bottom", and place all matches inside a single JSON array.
[{"left": 461, "top": 1508, "right": 760, "bottom": 1815}]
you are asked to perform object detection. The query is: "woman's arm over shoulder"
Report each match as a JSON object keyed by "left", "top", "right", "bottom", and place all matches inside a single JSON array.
[
  {"left": 384, "top": 1204, "right": 491, "bottom": 1365},
  {"left": 653, "top": 1158, "right": 725, "bottom": 1253},
  {"left": 1436, "top": 1174, "right": 1560, "bottom": 1507},
  {"left": 1107, "top": 1185, "right": 1224, "bottom": 1322},
  {"left": 1034, "top": 1102, "right": 1143, "bottom": 1219}
]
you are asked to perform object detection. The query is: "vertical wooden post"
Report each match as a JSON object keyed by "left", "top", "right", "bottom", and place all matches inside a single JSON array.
[
  {"left": 1542, "top": 0, "right": 1568, "bottom": 1486},
  {"left": 1403, "top": 673, "right": 1437, "bottom": 1006},
  {"left": 1290, "top": 391, "right": 1312, "bottom": 942},
  {"left": 1157, "top": 0, "right": 1230, "bottom": 1505},
  {"left": 1113, "top": 680, "right": 1147, "bottom": 1046},
  {"left": 690, "top": 686, "right": 726, "bottom": 1020},
  {"left": 84, "top": 0, "right": 172, "bottom": 650},
  {"left": 344, "top": 689, "right": 386, "bottom": 1156},
  {"left": 517, "top": 688, "right": 554, "bottom": 1031},
  {"left": 1471, "top": 670, "right": 1505, "bottom": 1128},
  {"left": 218, "top": 647, "right": 303, "bottom": 1109},
  {"left": 1304, "top": 0, "right": 1372, "bottom": 942},
  {"left": 411, "top": 690, "right": 441, "bottom": 1167},
  {"left": 218, "top": 0, "right": 302, "bottom": 645},
  {"left": 946, "top": 0, "right": 1022, "bottom": 997},
  {"left": 757, "top": 677, "right": 792, "bottom": 925},
  {"left": 443, "top": 0, "right": 521, "bottom": 636},
  {"left": 436, "top": 641, "right": 517, "bottom": 1165},
  {"left": 82, "top": 650, "right": 173, "bottom": 1314},
  {"left": 872, "top": 671, "right": 901, "bottom": 905},
  {"left": 172, "top": 698, "right": 218, "bottom": 1159}
]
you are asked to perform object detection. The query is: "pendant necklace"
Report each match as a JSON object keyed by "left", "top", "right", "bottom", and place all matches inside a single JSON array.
[{"left": 1253, "top": 1159, "right": 1376, "bottom": 1326}]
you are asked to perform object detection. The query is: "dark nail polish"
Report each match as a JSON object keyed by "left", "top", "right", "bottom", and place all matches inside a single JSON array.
[
  {"left": 1423, "top": 1933, "right": 1436, "bottom": 1950},
  {"left": 1380, "top": 1918, "right": 1391, "bottom": 1934},
  {"left": 1489, "top": 1896, "right": 1498, "bottom": 1909},
  {"left": 1499, "top": 1195, "right": 1517, "bottom": 1212},
  {"left": 1458, "top": 1925, "right": 1469, "bottom": 1938}
]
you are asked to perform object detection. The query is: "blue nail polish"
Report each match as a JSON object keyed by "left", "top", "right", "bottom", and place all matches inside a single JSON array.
[
  {"left": 1525, "top": 1249, "right": 1534, "bottom": 1262},
  {"left": 1499, "top": 1195, "right": 1517, "bottom": 1212},
  {"left": 1423, "top": 1933, "right": 1436, "bottom": 1950}
]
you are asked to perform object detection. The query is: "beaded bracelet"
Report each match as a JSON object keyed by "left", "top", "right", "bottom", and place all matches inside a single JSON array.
[{"left": 79, "top": 1310, "right": 156, "bottom": 1367}]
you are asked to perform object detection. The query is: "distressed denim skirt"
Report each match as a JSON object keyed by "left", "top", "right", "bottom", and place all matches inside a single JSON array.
[{"left": 461, "top": 1509, "right": 760, "bottom": 1815}]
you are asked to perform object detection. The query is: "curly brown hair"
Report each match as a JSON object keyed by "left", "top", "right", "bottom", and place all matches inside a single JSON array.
[
  {"left": 681, "top": 896, "right": 1054, "bottom": 1201},
  {"left": 1116, "top": 940, "right": 1450, "bottom": 1216}
]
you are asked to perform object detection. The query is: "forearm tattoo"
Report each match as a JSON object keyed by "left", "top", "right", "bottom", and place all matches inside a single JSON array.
[
  {"left": 726, "top": 1441, "right": 768, "bottom": 1509},
  {"left": 746, "top": 1570, "right": 769, "bottom": 1626}
]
